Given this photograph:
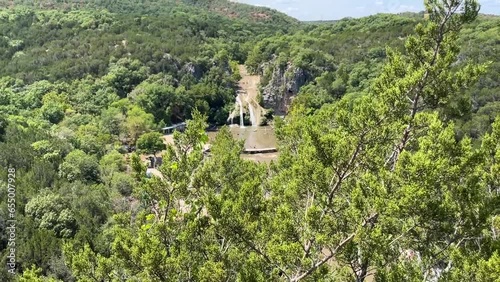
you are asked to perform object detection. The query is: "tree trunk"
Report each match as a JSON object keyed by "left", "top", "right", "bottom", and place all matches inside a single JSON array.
[{"left": 356, "top": 261, "right": 369, "bottom": 282}]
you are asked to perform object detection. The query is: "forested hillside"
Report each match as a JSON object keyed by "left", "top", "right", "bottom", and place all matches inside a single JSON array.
[
  {"left": 0, "top": 0, "right": 499, "bottom": 281},
  {"left": 247, "top": 12, "right": 499, "bottom": 138}
]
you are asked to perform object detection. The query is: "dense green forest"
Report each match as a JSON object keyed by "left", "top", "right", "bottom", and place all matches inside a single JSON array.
[{"left": 0, "top": 0, "right": 499, "bottom": 281}]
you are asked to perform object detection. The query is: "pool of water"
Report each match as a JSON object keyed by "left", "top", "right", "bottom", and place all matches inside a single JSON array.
[
  {"left": 208, "top": 125, "right": 277, "bottom": 149},
  {"left": 163, "top": 125, "right": 279, "bottom": 163}
]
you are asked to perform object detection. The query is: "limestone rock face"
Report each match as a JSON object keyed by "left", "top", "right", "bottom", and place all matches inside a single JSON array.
[
  {"left": 180, "top": 62, "right": 203, "bottom": 80},
  {"left": 261, "top": 61, "right": 309, "bottom": 115},
  {"left": 159, "top": 53, "right": 181, "bottom": 74}
]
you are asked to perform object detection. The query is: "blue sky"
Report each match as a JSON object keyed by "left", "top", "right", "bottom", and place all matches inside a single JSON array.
[{"left": 233, "top": 0, "right": 500, "bottom": 21}]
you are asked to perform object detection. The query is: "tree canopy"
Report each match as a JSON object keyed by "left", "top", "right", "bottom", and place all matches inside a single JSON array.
[{"left": 0, "top": 0, "right": 499, "bottom": 281}]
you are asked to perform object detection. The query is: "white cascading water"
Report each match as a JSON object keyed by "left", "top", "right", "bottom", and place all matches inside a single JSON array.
[
  {"left": 236, "top": 95, "right": 245, "bottom": 128},
  {"left": 248, "top": 102, "right": 257, "bottom": 126}
]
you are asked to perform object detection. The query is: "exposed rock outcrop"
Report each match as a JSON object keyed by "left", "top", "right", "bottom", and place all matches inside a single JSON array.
[
  {"left": 180, "top": 62, "right": 203, "bottom": 80},
  {"left": 157, "top": 53, "right": 182, "bottom": 74},
  {"left": 261, "top": 61, "right": 310, "bottom": 115}
]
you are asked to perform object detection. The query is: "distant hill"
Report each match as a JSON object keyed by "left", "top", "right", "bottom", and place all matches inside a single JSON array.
[
  {"left": 0, "top": 0, "right": 298, "bottom": 82},
  {"left": 0, "top": 0, "right": 299, "bottom": 25},
  {"left": 182, "top": 0, "right": 299, "bottom": 24}
]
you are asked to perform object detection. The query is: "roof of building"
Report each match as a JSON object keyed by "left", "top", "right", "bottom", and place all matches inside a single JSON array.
[{"left": 162, "top": 122, "right": 186, "bottom": 130}]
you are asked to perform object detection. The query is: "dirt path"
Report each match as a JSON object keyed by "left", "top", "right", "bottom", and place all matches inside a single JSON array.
[{"left": 238, "top": 65, "right": 260, "bottom": 99}]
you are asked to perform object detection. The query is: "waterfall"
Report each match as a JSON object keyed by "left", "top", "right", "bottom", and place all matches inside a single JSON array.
[
  {"left": 248, "top": 103, "right": 257, "bottom": 126},
  {"left": 227, "top": 112, "right": 234, "bottom": 125},
  {"left": 236, "top": 95, "right": 245, "bottom": 128}
]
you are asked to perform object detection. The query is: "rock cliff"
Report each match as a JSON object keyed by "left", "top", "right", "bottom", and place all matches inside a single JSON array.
[{"left": 260, "top": 61, "right": 310, "bottom": 115}]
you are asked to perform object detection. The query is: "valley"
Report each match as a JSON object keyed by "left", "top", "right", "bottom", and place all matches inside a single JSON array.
[{"left": 0, "top": 0, "right": 499, "bottom": 281}]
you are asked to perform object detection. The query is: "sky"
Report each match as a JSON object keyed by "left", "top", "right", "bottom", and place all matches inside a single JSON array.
[{"left": 233, "top": 0, "right": 500, "bottom": 21}]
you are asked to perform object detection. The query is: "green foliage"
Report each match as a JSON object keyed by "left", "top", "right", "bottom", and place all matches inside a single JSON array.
[
  {"left": 123, "top": 105, "right": 155, "bottom": 145},
  {"left": 102, "top": 58, "right": 149, "bottom": 98},
  {"left": 0, "top": 114, "right": 6, "bottom": 141},
  {"left": 18, "top": 265, "right": 61, "bottom": 282},
  {"left": 75, "top": 123, "right": 112, "bottom": 157},
  {"left": 0, "top": 0, "right": 499, "bottom": 281},
  {"left": 25, "top": 191, "right": 78, "bottom": 238},
  {"left": 136, "top": 131, "right": 166, "bottom": 156},
  {"left": 133, "top": 79, "right": 185, "bottom": 124},
  {"left": 99, "top": 149, "right": 126, "bottom": 187},
  {"left": 63, "top": 243, "right": 114, "bottom": 282},
  {"left": 130, "top": 152, "right": 146, "bottom": 182},
  {"left": 59, "top": 149, "right": 100, "bottom": 183},
  {"left": 110, "top": 173, "right": 135, "bottom": 196},
  {"left": 476, "top": 251, "right": 500, "bottom": 281}
]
